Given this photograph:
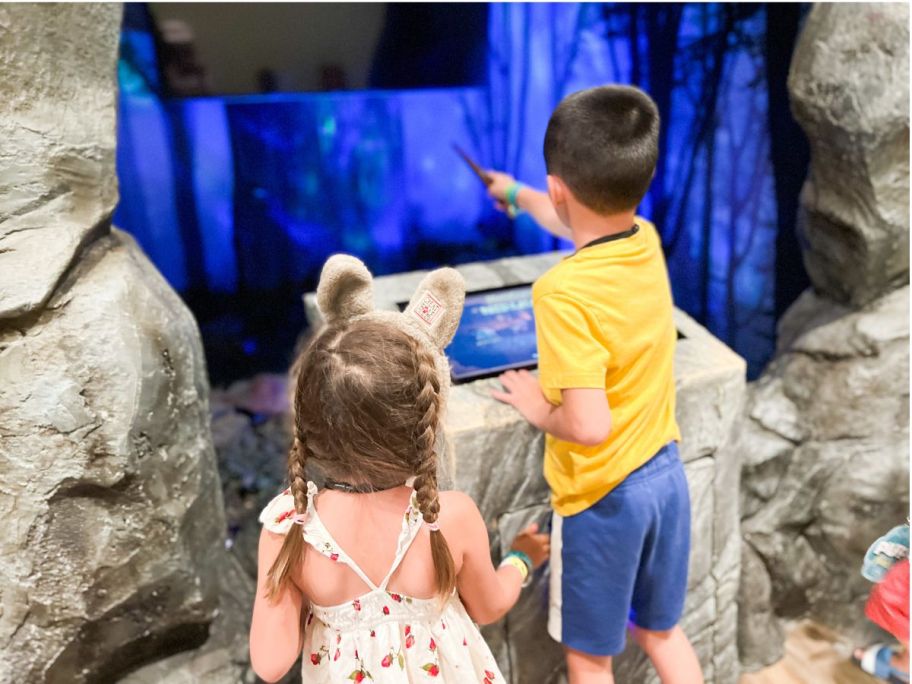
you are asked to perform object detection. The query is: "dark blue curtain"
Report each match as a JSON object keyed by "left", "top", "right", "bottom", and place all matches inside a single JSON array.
[{"left": 480, "top": 4, "right": 791, "bottom": 375}]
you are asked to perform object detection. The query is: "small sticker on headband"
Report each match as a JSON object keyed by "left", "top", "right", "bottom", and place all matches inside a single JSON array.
[{"left": 412, "top": 290, "right": 444, "bottom": 327}]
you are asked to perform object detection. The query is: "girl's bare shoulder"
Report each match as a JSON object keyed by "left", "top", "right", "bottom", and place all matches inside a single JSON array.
[{"left": 438, "top": 490, "right": 484, "bottom": 525}]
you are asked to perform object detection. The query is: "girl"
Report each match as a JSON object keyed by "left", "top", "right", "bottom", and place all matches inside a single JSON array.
[{"left": 249, "top": 255, "right": 550, "bottom": 683}]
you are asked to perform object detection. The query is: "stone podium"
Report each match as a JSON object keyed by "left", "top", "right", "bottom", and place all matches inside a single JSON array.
[{"left": 305, "top": 251, "right": 746, "bottom": 684}]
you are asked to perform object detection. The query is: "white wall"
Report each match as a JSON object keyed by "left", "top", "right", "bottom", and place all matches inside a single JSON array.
[{"left": 149, "top": 3, "right": 387, "bottom": 93}]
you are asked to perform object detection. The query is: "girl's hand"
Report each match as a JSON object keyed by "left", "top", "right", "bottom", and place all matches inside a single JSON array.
[{"left": 510, "top": 522, "right": 551, "bottom": 569}]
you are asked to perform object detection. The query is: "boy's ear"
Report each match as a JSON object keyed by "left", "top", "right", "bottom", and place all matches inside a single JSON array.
[
  {"left": 546, "top": 174, "right": 566, "bottom": 207},
  {"left": 404, "top": 267, "right": 466, "bottom": 350},
  {"left": 316, "top": 254, "right": 375, "bottom": 323}
]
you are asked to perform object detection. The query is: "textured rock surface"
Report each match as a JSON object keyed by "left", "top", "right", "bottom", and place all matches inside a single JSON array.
[
  {"left": 131, "top": 376, "right": 300, "bottom": 684},
  {"left": 737, "top": 3, "right": 910, "bottom": 671},
  {"left": 0, "top": 231, "right": 229, "bottom": 682},
  {"left": 119, "top": 552, "right": 257, "bottom": 684},
  {"left": 0, "top": 8, "right": 239, "bottom": 681},
  {"left": 0, "top": 3, "right": 121, "bottom": 320},
  {"left": 789, "top": 3, "right": 909, "bottom": 306},
  {"left": 306, "top": 253, "right": 747, "bottom": 683},
  {"left": 738, "top": 287, "right": 910, "bottom": 670}
]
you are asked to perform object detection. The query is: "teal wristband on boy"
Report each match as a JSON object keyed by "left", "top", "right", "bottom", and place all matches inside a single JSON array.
[{"left": 504, "top": 182, "right": 524, "bottom": 218}]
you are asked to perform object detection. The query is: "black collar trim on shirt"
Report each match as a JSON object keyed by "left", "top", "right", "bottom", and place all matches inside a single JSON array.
[{"left": 578, "top": 224, "right": 640, "bottom": 252}]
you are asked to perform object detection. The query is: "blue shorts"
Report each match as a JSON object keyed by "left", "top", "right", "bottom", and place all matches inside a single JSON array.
[{"left": 548, "top": 442, "right": 691, "bottom": 656}]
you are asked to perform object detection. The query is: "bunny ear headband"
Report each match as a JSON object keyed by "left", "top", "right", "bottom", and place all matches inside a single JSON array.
[{"left": 315, "top": 254, "right": 466, "bottom": 406}]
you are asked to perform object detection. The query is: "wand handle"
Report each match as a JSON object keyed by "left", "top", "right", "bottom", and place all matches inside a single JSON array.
[{"left": 452, "top": 144, "right": 493, "bottom": 186}]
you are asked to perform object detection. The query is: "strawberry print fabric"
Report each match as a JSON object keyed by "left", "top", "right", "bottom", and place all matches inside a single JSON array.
[{"left": 259, "top": 484, "right": 505, "bottom": 682}]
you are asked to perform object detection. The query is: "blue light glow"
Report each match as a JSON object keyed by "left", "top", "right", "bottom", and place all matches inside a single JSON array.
[{"left": 114, "top": 3, "right": 783, "bottom": 378}]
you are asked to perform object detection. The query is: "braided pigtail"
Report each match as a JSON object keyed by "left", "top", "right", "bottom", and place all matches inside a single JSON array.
[
  {"left": 412, "top": 345, "right": 457, "bottom": 600},
  {"left": 265, "top": 437, "right": 309, "bottom": 600}
]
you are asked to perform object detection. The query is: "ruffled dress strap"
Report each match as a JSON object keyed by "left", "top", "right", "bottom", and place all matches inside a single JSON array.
[
  {"left": 258, "top": 481, "right": 318, "bottom": 535},
  {"left": 258, "top": 484, "right": 427, "bottom": 594}
]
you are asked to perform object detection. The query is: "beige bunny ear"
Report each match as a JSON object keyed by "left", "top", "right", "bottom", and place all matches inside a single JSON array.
[
  {"left": 404, "top": 267, "right": 465, "bottom": 349},
  {"left": 316, "top": 254, "right": 375, "bottom": 323}
]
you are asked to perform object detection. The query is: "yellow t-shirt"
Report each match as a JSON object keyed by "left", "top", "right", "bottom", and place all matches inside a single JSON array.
[{"left": 533, "top": 218, "right": 680, "bottom": 516}]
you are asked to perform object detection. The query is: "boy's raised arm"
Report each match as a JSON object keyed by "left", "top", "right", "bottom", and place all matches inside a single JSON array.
[{"left": 486, "top": 171, "right": 571, "bottom": 240}]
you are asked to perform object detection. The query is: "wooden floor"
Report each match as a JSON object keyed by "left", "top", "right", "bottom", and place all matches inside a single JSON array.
[{"left": 739, "top": 621, "right": 882, "bottom": 684}]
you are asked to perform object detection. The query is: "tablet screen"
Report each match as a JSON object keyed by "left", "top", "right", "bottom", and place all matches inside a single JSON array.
[{"left": 399, "top": 285, "right": 538, "bottom": 383}]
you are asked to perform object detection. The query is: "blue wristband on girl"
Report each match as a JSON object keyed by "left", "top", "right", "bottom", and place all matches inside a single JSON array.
[{"left": 501, "top": 550, "right": 534, "bottom": 587}]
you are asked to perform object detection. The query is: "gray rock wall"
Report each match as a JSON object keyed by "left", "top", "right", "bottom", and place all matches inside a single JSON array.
[
  {"left": 737, "top": 2, "right": 910, "bottom": 671},
  {"left": 0, "top": 232, "right": 230, "bottom": 683},
  {"left": 0, "top": 3, "right": 120, "bottom": 320},
  {"left": 0, "top": 5, "right": 242, "bottom": 682},
  {"left": 738, "top": 287, "right": 910, "bottom": 669},
  {"left": 788, "top": 3, "right": 909, "bottom": 306}
]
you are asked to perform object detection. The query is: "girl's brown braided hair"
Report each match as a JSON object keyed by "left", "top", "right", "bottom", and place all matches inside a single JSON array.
[{"left": 265, "top": 318, "right": 456, "bottom": 600}]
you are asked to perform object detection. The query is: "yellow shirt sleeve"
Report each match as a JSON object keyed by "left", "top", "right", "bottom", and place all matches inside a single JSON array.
[{"left": 535, "top": 293, "right": 611, "bottom": 391}]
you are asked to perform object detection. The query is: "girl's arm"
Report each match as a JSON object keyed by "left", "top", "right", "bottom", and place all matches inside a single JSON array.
[
  {"left": 441, "top": 491, "right": 549, "bottom": 625},
  {"left": 249, "top": 529, "right": 306, "bottom": 683}
]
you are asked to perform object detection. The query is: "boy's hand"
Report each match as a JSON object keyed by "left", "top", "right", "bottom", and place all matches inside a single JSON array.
[
  {"left": 491, "top": 369, "right": 553, "bottom": 429},
  {"left": 495, "top": 374, "right": 612, "bottom": 445},
  {"left": 486, "top": 170, "right": 516, "bottom": 210},
  {"left": 510, "top": 522, "right": 550, "bottom": 569}
]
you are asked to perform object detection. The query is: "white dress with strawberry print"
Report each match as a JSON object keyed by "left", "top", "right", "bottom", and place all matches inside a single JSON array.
[{"left": 259, "top": 482, "right": 505, "bottom": 683}]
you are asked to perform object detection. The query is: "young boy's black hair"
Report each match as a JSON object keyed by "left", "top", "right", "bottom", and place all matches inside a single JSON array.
[{"left": 543, "top": 85, "right": 660, "bottom": 215}]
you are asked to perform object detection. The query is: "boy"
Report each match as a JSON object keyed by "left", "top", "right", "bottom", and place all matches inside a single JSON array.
[{"left": 489, "top": 85, "right": 703, "bottom": 684}]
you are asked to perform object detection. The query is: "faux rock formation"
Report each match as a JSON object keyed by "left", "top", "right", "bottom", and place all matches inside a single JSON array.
[
  {"left": 305, "top": 251, "right": 747, "bottom": 683},
  {"left": 0, "top": 3, "right": 120, "bottom": 320},
  {"left": 738, "top": 287, "right": 910, "bottom": 669},
  {"left": 788, "top": 3, "right": 910, "bottom": 306},
  {"left": 131, "top": 377, "right": 300, "bottom": 684},
  {"left": 738, "top": 2, "right": 910, "bottom": 671},
  {"left": 0, "top": 5, "right": 238, "bottom": 682},
  {"left": 118, "top": 549, "right": 257, "bottom": 684},
  {"left": 0, "top": 231, "right": 230, "bottom": 682}
]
